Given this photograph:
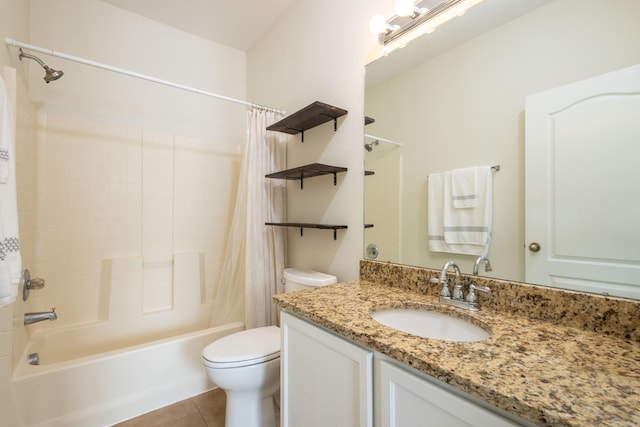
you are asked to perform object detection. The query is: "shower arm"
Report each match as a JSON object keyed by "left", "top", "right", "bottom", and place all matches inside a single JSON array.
[{"left": 18, "top": 49, "right": 48, "bottom": 68}]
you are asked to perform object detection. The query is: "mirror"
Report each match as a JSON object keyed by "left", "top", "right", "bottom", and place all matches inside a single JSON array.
[{"left": 364, "top": 0, "right": 640, "bottom": 297}]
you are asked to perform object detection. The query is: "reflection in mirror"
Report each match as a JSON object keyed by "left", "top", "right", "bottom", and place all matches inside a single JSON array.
[{"left": 364, "top": 0, "right": 640, "bottom": 298}]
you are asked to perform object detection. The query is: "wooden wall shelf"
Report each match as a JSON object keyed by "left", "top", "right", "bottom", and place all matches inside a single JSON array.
[
  {"left": 265, "top": 101, "right": 349, "bottom": 241},
  {"left": 267, "top": 101, "right": 348, "bottom": 142},
  {"left": 266, "top": 163, "right": 347, "bottom": 189},
  {"left": 266, "top": 222, "right": 348, "bottom": 240}
]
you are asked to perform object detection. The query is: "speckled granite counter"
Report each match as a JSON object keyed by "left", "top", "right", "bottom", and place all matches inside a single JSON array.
[{"left": 273, "top": 262, "right": 640, "bottom": 427}]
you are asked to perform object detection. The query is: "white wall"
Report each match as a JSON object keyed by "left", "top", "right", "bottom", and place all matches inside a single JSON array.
[
  {"left": 28, "top": 0, "right": 247, "bottom": 141},
  {"left": 247, "top": 0, "right": 389, "bottom": 281},
  {"left": 365, "top": 0, "right": 640, "bottom": 280}
]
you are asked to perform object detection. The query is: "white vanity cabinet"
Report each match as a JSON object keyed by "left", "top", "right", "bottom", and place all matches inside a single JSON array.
[
  {"left": 280, "top": 312, "right": 374, "bottom": 427},
  {"left": 375, "top": 358, "right": 522, "bottom": 427},
  {"left": 282, "top": 312, "right": 529, "bottom": 427}
]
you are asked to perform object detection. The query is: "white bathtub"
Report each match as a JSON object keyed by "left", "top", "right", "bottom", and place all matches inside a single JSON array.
[{"left": 11, "top": 321, "right": 244, "bottom": 427}]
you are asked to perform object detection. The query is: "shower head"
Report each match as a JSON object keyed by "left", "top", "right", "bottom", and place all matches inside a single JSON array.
[
  {"left": 364, "top": 139, "right": 379, "bottom": 152},
  {"left": 18, "top": 48, "right": 64, "bottom": 83}
]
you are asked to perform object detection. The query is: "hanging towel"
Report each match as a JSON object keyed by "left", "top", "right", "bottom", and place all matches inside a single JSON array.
[
  {"left": 0, "top": 75, "right": 10, "bottom": 184},
  {"left": 0, "top": 75, "right": 22, "bottom": 307},
  {"left": 428, "top": 171, "right": 487, "bottom": 255},
  {"left": 443, "top": 165, "right": 492, "bottom": 250},
  {"left": 451, "top": 166, "right": 478, "bottom": 208},
  {"left": 427, "top": 172, "right": 449, "bottom": 252}
]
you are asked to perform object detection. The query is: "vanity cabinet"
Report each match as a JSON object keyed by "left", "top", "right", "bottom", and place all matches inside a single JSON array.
[
  {"left": 375, "top": 359, "right": 520, "bottom": 427},
  {"left": 280, "top": 312, "right": 373, "bottom": 427},
  {"left": 281, "top": 312, "right": 526, "bottom": 427}
]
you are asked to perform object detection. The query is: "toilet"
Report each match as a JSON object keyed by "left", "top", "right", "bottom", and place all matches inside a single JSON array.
[{"left": 202, "top": 268, "right": 337, "bottom": 427}]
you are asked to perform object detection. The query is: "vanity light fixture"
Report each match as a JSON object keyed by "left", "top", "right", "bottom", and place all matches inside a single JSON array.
[{"left": 370, "top": 0, "right": 484, "bottom": 55}]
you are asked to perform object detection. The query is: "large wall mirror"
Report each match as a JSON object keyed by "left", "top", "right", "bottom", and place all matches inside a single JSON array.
[{"left": 364, "top": 0, "right": 640, "bottom": 298}]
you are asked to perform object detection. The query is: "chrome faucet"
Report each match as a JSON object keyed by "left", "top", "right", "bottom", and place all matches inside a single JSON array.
[
  {"left": 435, "top": 261, "right": 491, "bottom": 311},
  {"left": 24, "top": 308, "right": 57, "bottom": 325},
  {"left": 473, "top": 256, "right": 492, "bottom": 275},
  {"left": 437, "top": 260, "right": 462, "bottom": 299}
]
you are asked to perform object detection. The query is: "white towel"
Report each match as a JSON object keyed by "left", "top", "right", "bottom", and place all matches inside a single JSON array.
[
  {"left": 0, "top": 75, "right": 22, "bottom": 307},
  {"left": 451, "top": 166, "right": 478, "bottom": 208},
  {"left": 0, "top": 74, "right": 10, "bottom": 184},
  {"left": 428, "top": 172, "right": 448, "bottom": 252},
  {"left": 428, "top": 172, "right": 487, "bottom": 255},
  {"left": 443, "top": 165, "right": 492, "bottom": 249}
]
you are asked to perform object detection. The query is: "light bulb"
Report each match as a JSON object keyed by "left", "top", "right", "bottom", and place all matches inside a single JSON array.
[
  {"left": 395, "top": 0, "right": 415, "bottom": 17},
  {"left": 369, "top": 14, "right": 387, "bottom": 35}
]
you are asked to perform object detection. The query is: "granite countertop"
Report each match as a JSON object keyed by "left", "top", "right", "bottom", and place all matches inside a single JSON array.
[{"left": 273, "top": 279, "right": 640, "bottom": 427}]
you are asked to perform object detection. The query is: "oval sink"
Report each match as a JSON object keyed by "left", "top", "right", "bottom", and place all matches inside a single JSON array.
[{"left": 371, "top": 308, "right": 490, "bottom": 342}]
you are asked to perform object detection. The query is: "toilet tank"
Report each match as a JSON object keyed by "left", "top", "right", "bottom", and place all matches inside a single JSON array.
[{"left": 283, "top": 268, "right": 337, "bottom": 293}]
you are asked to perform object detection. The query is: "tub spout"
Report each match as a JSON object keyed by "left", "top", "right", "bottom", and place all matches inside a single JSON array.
[{"left": 24, "top": 308, "right": 57, "bottom": 325}]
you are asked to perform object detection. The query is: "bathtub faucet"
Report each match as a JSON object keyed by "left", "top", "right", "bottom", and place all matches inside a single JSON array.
[{"left": 24, "top": 308, "right": 57, "bottom": 325}]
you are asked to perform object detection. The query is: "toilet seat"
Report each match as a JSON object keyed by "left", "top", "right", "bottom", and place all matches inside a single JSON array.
[{"left": 202, "top": 326, "right": 280, "bottom": 368}]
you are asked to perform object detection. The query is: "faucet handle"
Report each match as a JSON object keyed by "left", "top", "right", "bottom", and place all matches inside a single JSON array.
[
  {"left": 429, "top": 277, "right": 451, "bottom": 297},
  {"left": 452, "top": 282, "right": 464, "bottom": 300},
  {"left": 440, "top": 284, "right": 451, "bottom": 298},
  {"left": 471, "top": 284, "right": 491, "bottom": 293},
  {"left": 466, "top": 284, "right": 491, "bottom": 304}
]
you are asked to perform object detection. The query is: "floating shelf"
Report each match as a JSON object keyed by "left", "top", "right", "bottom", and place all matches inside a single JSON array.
[
  {"left": 267, "top": 101, "right": 348, "bottom": 142},
  {"left": 266, "top": 163, "right": 347, "bottom": 189},
  {"left": 265, "top": 222, "right": 348, "bottom": 240}
]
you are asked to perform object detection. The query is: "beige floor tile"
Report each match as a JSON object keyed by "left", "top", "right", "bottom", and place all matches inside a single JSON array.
[
  {"left": 114, "top": 398, "right": 208, "bottom": 427},
  {"left": 193, "top": 388, "right": 227, "bottom": 427}
]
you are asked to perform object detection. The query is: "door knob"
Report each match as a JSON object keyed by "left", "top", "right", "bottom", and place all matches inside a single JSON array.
[{"left": 528, "top": 242, "right": 541, "bottom": 253}]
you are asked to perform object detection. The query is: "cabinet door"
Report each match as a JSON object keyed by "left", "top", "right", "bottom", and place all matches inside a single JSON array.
[
  {"left": 377, "top": 359, "right": 521, "bottom": 427},
  {"left": 281, "top": 312, "right": 373, "bottom": 427}
]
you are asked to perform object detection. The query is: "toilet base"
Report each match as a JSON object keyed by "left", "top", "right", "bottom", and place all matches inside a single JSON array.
[{"left": 225, "top": 390, "right": 277, "bottom": 427}]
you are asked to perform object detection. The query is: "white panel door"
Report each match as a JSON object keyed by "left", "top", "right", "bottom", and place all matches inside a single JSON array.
[
  {"left": 525, "top": 64, "right": 640, "bottom": 298},
  {"left": 281, "top": 312, "right": 373, "bottom": 427}
]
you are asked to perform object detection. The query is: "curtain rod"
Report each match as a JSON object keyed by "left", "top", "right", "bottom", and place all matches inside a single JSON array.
[{"left": 4, "top": 37, "right": 284, "bottom": 115}]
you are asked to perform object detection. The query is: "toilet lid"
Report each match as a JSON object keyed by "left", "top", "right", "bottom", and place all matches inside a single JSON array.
[{"left": 202, "top": 326, "right": 280, "bottom": 368}]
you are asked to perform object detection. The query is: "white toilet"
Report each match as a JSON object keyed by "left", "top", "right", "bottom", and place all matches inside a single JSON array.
[{"left": 201, "top": 268, "right": 337, "bottom": 427}]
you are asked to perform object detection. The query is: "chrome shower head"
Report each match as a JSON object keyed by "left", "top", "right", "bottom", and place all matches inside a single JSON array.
[
  {"left": 364, "top": 139, "right": 379, "bottom": 152},
  {"left": 43, "top": 66, "right": 64, "bottom": 83},
  {"left": 18, "top": 49, "right": 64, "bottom": 83}
]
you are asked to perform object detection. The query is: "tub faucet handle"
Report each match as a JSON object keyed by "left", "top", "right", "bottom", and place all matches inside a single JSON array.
[{"left": 22, "top": 268, "right": 46, "bottom": 301}]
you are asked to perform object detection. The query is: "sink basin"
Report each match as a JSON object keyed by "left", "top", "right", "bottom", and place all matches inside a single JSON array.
[{"left": 371, "top": 308, "right": 490, "bottom": 342}]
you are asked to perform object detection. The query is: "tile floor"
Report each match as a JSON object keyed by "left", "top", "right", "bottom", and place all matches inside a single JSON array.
[{"left": 113, "top": 389, "right": 226, "bottom": 427}]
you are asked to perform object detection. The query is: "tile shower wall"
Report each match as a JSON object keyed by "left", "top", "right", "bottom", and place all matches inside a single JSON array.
[
  {"left": 364, "top": 147, "right": 402, "bottom": 262},
  {"left": 28, "top": 111, "right": 242, "bottom": 332}
]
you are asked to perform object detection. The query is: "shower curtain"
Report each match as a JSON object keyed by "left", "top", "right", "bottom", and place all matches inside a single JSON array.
[{"left": 211, "top": 107, "right": 287, "bottom": 329}]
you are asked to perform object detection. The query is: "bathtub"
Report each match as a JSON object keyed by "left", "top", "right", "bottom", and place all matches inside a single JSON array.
[{"left": 11, "top": 321, "right": 244, "bottom": 427}]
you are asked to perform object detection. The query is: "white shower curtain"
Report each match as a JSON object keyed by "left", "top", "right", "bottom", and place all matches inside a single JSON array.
[{"left": 210, "top": 107, "right": 287, "bottom": 329}]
